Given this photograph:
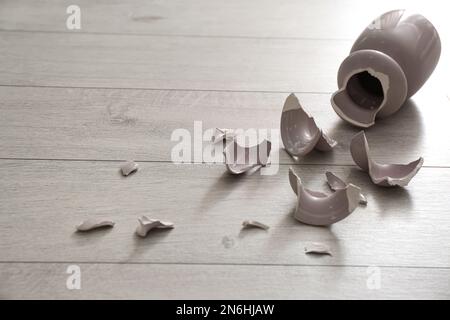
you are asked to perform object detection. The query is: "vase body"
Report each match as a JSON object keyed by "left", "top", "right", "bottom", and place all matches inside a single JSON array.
[{"left": 331, "top": 10, "right": 441, "bottom": 127}]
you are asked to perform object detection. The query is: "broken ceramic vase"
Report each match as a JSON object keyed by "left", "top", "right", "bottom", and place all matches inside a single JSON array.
[{"left": 331, "top": 10, "right": 441, "bottom": 127}]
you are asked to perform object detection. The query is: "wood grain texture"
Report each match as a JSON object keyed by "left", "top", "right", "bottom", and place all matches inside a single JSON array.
[
  {"left": 0, "top": 86, "right": 449, "bottom": 166},
  {"left": 1, "top": 0, "right": 449, "bottom": 42},
  {"left": 1, "top": 263, "right": 449, "bottom": 299},
  {"left": 0, "top": 31, "right": 350, "bottom": 92},
  {"left": 1, "top": 160, "right": 449, "bottom": 268},
  {"left": 1, "top": 0, "right": 450, "bottom": 300}
]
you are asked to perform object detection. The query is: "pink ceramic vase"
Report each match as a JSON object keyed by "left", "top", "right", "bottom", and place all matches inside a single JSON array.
[{"left": 331, "top": 10, "right": 441, "bottom": 127}]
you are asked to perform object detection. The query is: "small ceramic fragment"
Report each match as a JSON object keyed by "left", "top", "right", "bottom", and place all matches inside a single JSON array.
[
  {"left": 289, "top": 167, "right": 360, "bottom": 226},
  {"left": 223, "top": 139, "right": 271, "bottom": 175},
  {"left": 325, "top": 171, "right": 367, "bottom": 205},
  {"left": 135, "top": 216, "right": 174, "bottom": 237},
  {"left": 304, "top": 242, "right": 332, "bottom": 256},
  {"left": 121, "top": 161, "right": 139, "bottom": 176},
  {"left": 280, "top": 93, "right": 337, "bottom": 157},
  {"left": 212, "top": 128, "right": 236, "bottom": 143},
  {"left": 242, "top": 220, "right": 270, "bottom": 230},
  {"left": 350, "top": 131, "right": 423, "bottom": 187},
  {"left": 76, "top": 218, "right": 115, "bottom": 232}
]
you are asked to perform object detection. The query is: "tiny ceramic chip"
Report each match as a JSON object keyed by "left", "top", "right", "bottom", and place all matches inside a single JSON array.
[
  {"left": 304, "top": 242, "right": 332, "bottom": 256},
  {"left": 76, "top": 218, "right": 115, "bottom": 232},
  {"left": 135, "top": 216, "right": 174, "bottom": 237},
  {"left": 242, "top": 220, "right": 270, "bottom": 230},
  {"left": 121, "top": 161, "right": 139, "bottom": 176}
]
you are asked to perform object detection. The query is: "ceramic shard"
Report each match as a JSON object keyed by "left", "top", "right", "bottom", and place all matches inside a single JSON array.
[
  {"left": 350, "top": 131, "right": 423, "bottom": 187},
  {"left": 212, "top": 128, "right": 236, "bottom": 144},
  {"left": 304, "top": 242, "right": 332, "bottom": 256},
  {"left": 325, "top": 171, "right": 367, "bottom": 205},
  {"left": 289, "top": 167, "right": 360, "bottom": 226},
  {"left": 76, "top": 218, "right": 115, "bottom": 232},
  {"left": 223, "top": 139, "right": 272, "bottom": 174},
  {"left": 135, "top": 216, "right": 174, "bottom": 237},
  {"left": 280, "top": 93, "right": 337, "bottom": 157},
  {"left": 242, "top": 220, "right": 270, "bottom": 230},
  {"left": 121, "top": 160, "right": 139, "bottom": 176}
]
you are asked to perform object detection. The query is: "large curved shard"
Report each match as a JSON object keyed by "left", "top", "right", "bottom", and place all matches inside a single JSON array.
[
  {"left": 350, "top": 131, "right": 423, "bottom": 187},
  {"left": 223, "top": 139, "right": 272, "bottom": 175},
  {"left": 288, "top": 168, "right": 360, "bottom": 226},
  {"left": 281, "top": 93, "right": 337, "bottom": 157}
]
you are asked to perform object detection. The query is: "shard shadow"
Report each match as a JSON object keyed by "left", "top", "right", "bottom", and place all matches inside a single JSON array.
[
  {"left": 285, "top": 148, "right": 337, "bottom": 165},
  {"left": 197, "top": 170, "right": 252, "bottom": 214},
  {"left": 326, "top": 118, "right": 360, "bottom": 142},
  {"left": 238, "top": 226, "right": 269, "bottom": 239},
  {"left": 71, "top": 227, "right": 114, "bottom": 246},
  {"left": 369, "top": 98, "right": 424, "bottom": 148},
  {"left": 380, "top": 98, "right": 422, "bottom": 126},
  {"left": 132, "top": 228, "right": 173, "bottom": 243},
  {"left": 325, "top": 98, "right": 424, "bottom": 158},
  {"left": 128, "top": 229, "right": 173, "bottom": 258},
  {"left": 262, "top": 205, "right": 346, "bottom": 267}
]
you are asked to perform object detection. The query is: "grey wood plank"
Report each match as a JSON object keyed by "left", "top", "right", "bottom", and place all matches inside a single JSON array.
[
  {"left": 1, "top": 86, "right": 449, "bottom": 166},
  {"left": 1, "top": 0, "right": 448, "bottom": 301},
  {"left": 1, "top": 160, "right": 449, "bottom": 268},
  {"left": 0, "top": 262, "right": 449, "bottom": 299},
  {"left": 0, "top": 31, "right": 350, "bottom": 92},
  {"left": 1, "top": 0, "right": 448, "bottom": 42}
]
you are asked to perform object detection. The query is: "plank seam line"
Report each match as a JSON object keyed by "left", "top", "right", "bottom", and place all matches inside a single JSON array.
[
  {"left": 0, "top": 84, "right": 333, "bottom": 95},
  {"left": 0, "top": 28, "right": 353, "bottom": 42},
  {"left": 0, "top": 261, "right": 448, "bottom": 270},
  {"left": 0, "top": 157, "right": 448, "bottom": 169}
]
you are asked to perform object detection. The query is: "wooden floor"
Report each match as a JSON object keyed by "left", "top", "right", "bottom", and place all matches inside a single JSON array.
[{"left": 0, "top": 0, "right": 449, "bottom": 299}]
